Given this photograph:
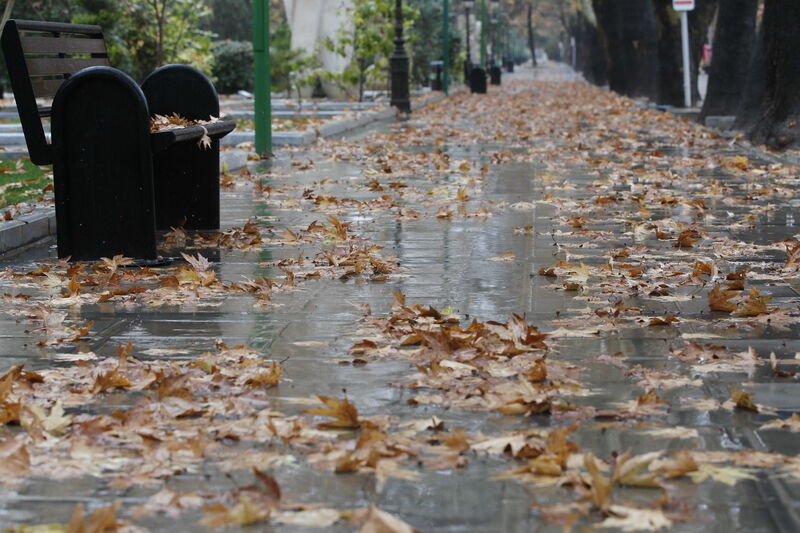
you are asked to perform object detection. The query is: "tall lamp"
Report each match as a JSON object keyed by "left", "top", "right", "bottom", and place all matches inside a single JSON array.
[{"left": 390, "top": 0, "right": 410, "bottom": 112}]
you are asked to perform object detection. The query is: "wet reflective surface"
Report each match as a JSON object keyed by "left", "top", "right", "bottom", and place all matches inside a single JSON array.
[{"left": 0, "top": 63, "right": 799, "bottom": 531}]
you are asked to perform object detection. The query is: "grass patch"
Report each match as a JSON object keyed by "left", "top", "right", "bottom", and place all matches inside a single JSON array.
[{"left": 0, "top": 158, "right": 52, "bottom": 208}]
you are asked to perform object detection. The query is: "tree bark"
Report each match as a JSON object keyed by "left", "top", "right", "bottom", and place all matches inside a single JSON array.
[
  {"left": 574, "top": 11, "right": 606, "bottom": 87},
  {"left": 592, "top": 0, "right": 659, "bottom": 100},
  {"left": 653, "top": 0, "right": 683, "bottom": 106},
  {"left": 699, "top": 0, "right": 758, "bottom": 120},
  {"left": 689, "top": 0, "right": 718, "bottom": 103},
  {"left": 735, "top": 9, "right": 766, "bottom": 129},
  {"left": 745, "top": 0, "right": 800, "bottom": 149},
  {"left": 527, "top": 3, "right": 537, "bottom": 67}
]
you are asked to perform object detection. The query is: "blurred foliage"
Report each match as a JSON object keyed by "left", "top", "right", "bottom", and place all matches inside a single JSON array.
[
  {"left": 204, "top": 0, "right": 251, "bottom": 41},
  {"left": 72, "top": 0, "right": 214, "bottom": 80},
  {"left": 212, "top": 40, "right": 253, "bottom": 93},
  {"left": 324, "top": 0, "right": 418, "bottom": 100},
  {"left": 407, "top": 0, "right": 463, "bottom": 87}
]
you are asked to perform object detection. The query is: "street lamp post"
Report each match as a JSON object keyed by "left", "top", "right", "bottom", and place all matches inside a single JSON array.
[{"left": 390, "top": 0, "right": 411, "bottom": 113}]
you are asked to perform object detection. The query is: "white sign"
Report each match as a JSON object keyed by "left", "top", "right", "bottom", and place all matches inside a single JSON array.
[{"left": 672, "top": 0, "right": 695, "bottom": 11}]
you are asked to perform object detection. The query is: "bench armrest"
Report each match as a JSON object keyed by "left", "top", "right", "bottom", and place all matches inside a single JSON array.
[{"left": 150, "top": 120, "right": 236, "bottom": 153}]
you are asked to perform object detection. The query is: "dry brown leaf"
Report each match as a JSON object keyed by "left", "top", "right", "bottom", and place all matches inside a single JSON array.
[
  {"left": 708, "top": 284, "right": 738, "bottom": 312},
  {"left": 584, "top": 453, "right": 612, "bottom": 512},
  {"left": 731, "top": 288, "right": 771, "bottom": 317},
  {"left": 304, "top": 395, "right": 361, "bottom": 429},
  {"left": 651, "top": 450, "right": 699, "bottom": 479}
]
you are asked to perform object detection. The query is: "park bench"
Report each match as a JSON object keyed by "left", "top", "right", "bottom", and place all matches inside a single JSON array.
[{"left": 1, "top": 19, "right": 236, "bottom": 261}]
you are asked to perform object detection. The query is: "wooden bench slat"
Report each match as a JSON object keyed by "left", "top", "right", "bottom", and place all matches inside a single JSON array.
[
  {"left": 13, "top": 20, "right": 103, "bottom": 36},
  {"left": 21, "top": 36, "right": 107, "bottom": 55},
  {"left": 31, "top": 79, "right": 65, "bottom": 99},
  {"left": 26, "top": 57, "right": 110, "bottom": 76}
]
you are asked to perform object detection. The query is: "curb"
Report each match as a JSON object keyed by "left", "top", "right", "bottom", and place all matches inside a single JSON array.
[
  {"left": 0, "top": 208, "right": 56, "bottom": 255},
  {"left": 223, "top": 89, "right": 454, "bottom": 148},
  {"left": 732, "top": 141, "right": 800, "bottom": 167}
]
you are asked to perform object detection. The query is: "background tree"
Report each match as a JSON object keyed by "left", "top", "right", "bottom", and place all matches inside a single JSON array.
[
  {"left": 571, "top": 0, "right": 605, "bottom": 86},
  {"left": 406, "top": 0, "right": 462, "bottom": 88},
  {"left": 325, "top": 0, "right": 417, "bottom": 101},
  {"left": 744, "top": 0, "right": 800, "bottom": 149},
  {"left": 72, "top": 0, "right": 213, "bottom": 80},
  {"left": 115, "top": 0, "right": 213, "bottom": 79},
  {"left": 591, "top": 0, "right": 658, "bottom": 100},
  {"left": 687, "top": 0, "right": 717, "bottom": 103},
  {"left": 204, "top": 0, "right": 251, "bottom": 41},
  {"left": 699, "top": 0, "right": 758, "bottom": 120},
  {"left": 526, "top": 2, "right": 537, "bottom": 66}
]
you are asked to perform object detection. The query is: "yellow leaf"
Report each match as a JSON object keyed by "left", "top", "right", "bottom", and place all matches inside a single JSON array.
[{"left": 731, "top": 387, "right": 758, "bottom": 412}]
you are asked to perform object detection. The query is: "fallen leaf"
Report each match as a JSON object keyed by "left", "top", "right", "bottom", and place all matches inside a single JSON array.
[
  {"left": 352, "top": 506, "right": 418, "bottom": 533},
  {"left": 688, "top": 464, "right": 757, "bottom": 485},
  {"left": 597, "top": 505, "right": 672, "bottom": 531},
  {"left": 304, "top": 395, "right": 361, "bottom": 429}
]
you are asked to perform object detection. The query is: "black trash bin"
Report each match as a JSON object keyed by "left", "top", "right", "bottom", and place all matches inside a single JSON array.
[
  {"left": 504, "top": 58, "right": 514, "bottom": 73},
  {"left": 470, "top": 66, "right": 487, "bottom": 94},
  {"left": 430, "top": 60, "right": 444, "bottom": 91},
  {"left": 489, "top": 65, "right": 502, "bottom": 85}
]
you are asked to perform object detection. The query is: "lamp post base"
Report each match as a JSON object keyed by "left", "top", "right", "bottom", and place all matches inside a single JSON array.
[{"left": 390, "top": 55, "right": 411, "bottom": 113}]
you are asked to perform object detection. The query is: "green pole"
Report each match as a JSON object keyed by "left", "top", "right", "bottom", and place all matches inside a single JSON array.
[
  {"left": 253, "top": 0, "right": 272, "bottom": 156},
  {"left": 480, "top": 0, "right": 487, "bottom": 68},
  {"left": 442, "top": 0, "right": 450, "bottom": 94}
]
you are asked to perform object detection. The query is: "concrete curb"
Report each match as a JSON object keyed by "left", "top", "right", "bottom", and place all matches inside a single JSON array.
[
  {"left": 0, "top": 208, "right": 56, "bottom": 255},
  {"left": 223, "top": 90, "right": 454, "bottom": 149},
  {"left": 732, "top": 141, "right": 800, "bottom": 167},
  {"left": 220, "top": 149, "right": 250, "bottom": 173}
]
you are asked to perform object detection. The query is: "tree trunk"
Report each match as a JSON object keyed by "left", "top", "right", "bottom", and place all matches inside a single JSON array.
[
  {"left": 653, "top": 0, "right": 683, "bottom": 106},
  {"left": 735, "top": 9, "right": 767, "bottom": 129},
  {"left": 699, "top": 0, "right": 758, "bottom": 120},
  {"left": 527, "top": 3, "right": 537, "bottom": 67},
  {"left": 574, "top": 11, "right": 606, "bottom": 87},
  {"left": 745, "top": 0, "right": 800, "bottom": 149},
  {"left": 592, "top": 0, "right": 659, "bottom": 100},
  {"left": 689, "top": 0, "right": 718, "bottom": 103}
]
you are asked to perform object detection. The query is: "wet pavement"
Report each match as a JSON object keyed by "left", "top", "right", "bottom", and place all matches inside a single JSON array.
[{"left": 0, "top": 62, "right": 799, "bottom": 532}]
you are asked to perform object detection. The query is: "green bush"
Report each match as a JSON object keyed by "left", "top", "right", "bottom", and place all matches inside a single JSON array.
[{"left": 212, "top": 40, "right": 253, "bottom": 94}]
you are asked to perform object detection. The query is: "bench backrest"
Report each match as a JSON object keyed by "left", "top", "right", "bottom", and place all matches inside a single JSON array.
[{"left": 1, "top": 20, "right": 110, "bottom": 165}]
